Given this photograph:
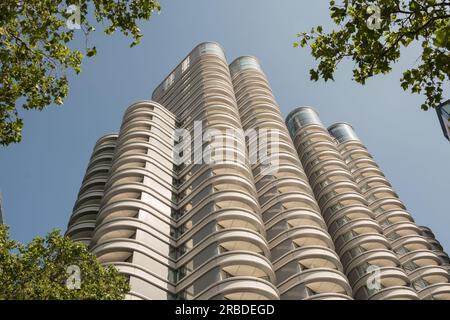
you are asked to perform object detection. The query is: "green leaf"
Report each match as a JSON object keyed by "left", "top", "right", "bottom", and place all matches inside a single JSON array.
[
  {"left": 0, "top": 224, "right": 130, "bottom": 299},
  {"left": 86, "top": 47, "right": 97, "bottom": 57}
]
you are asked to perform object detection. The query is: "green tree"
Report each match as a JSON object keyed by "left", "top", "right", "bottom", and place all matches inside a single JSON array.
[
  {"left": 295, "top": 0, "right": 450, "bottom": 111},
  {"left": 0, "top": 0, "right": 160, "bottom": 146},
  {"left": 0, "top": 224, "right": 129, "bottom": 299}
]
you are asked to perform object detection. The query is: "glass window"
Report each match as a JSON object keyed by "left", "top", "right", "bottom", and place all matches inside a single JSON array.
[
  {"left": 286, "top": 108, "right": 323, "bottom": 135},
  {"left": 412, "top": 278, "right": 430, "bottom": 290},
  {"left": 182, "top": 56, "right": 190, "bottom": 73},
  {"left": 349, "top": 246, "right": 365, "bottom": 258},
  {"left": 229, "top": 56, "right": 261, "bottom": 74},
  {"left": 403, "top": 261, "right": 418, "bottom": 272},
  {"left": 395, "top": 246, "right": 410, "bottom": 255},
  {"left": 328, "top": 123, "right": 359, "bottom": 143},
  {"left": 343, "top": 230, "right": 356, "bottom": 242},
  {"left": 197, "top": 43, "right": 226, "bottom": 60},
  {"left": 164, "top": 72, "right": 175, "bottom": 90}
]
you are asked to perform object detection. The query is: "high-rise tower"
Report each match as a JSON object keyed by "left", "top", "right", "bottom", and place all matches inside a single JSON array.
[
  {"left": 287, "top": 108, "right": 419, "bottom": 300},
  {"left": 67, "top": 43, "right": 450, "bottom": 300},
  {"left": 327, "top": 122, "right": 450, "bottom": 299},
  {"left": 230, "top": 58, "right": 351, "bottom": 300}
]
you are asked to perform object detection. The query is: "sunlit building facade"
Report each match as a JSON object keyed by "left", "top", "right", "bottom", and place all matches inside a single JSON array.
[
  {"left": 66, "top": 42, "right": 450, "bottom": 300},
  {"left": 287, "top": 109, "right": 450, "bottom": 300}
]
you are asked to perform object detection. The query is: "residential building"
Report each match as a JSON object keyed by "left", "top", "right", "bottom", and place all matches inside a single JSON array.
[{"left": 66, "top": 43, "right": 450, "bottom": 300}]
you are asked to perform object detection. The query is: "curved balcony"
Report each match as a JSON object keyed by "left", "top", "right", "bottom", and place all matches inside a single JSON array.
[
  {"left": 177, "top": 228, "right": 271, "bottom": 266},
  {"left": 353, "top": 267, "right": 418, "bottom": 300},
  {"left": 265, "top": 209, "right": 326, "bottom": 238},
  {"left": 177, "top": 251, "right": 276, "bottom": 293},
  {"left": 107, "top": 261, "right": 175, "bottom": 300},
  {"left": 278, "top": 268, "right": 352, "bottom": 299},
  {"left": 66, "top": 220, "right": 96, "bottom": 242},
  {"left": 91, "top": 237, "right": 170, "bottom": 266},
  {"left": 196, "top": 277, "right": 279, "bottom": 300},
  {"left": 345, "top": 248, "right": 400, "bottom": 278},
  {"left": 269, "top": 225, "right": 335, "bottom": 252},
  {"left": 334, "top": 131, "right": 450, "bottom": 297},
  {"left": 273, "top": 246, "right": 344, "bottom": 278},
  {"left": 398, "top": 249, "right": 442, "bottom": 267},
  {"left": 418, "top": 283, "right": 450, "bottom": 300},
  {"left": 365, "top": 286, "right": 419, "bottom": 300},
  {"left": 68, "top": 205, "right": 99, "bottom": 228}
]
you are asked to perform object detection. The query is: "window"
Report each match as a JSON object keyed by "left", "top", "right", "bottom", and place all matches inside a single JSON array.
[
  {"left": 349, "top": 246, "right": 365, "bottom": 258},
  {"left": 335, "top": 216, "right": 350, "bottom": 228},
  {"left": 355, "top": 262, "right": 371, "bottom": 276},
  {"left": 387, "top": 232, "right": 401, "bottom": 241},
  {"left": 230, "top": 56, "right": 261, "bottom": 74},
  {"left": 164, "top": 72, "right": 175, "bottom": 90},
  {"left": 412, "top": 278, "right": 430, "bottom": 290},
  {"left": 198, "top": 43, "right": 225, "bottom": 60},
  {"left": 380, "top": 219, "right": 392, "bottom": 228},
  {"left": 403, "top": 261, "right": 418, "bottom": 272},
  {"left": 168, "top": 268, "right": 178, "bottom": 283},
  {"left": 181, "top": 56, "right": 190, "bottom": 73},
  {"left": 395, "top": 246, "right": 410, "bottom": 255},
  {"left": 343, "top": 230, "right": 357, "bottom": 242}
]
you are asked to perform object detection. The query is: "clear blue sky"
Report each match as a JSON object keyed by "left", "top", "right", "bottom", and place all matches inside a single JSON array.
[{"left": 1, "top": 1, "right": 449, "bottom": 252}]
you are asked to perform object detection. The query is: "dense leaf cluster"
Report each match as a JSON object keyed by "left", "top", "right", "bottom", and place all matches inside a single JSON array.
[
  {"left": 0, "top": 0, "right": 160, "bottom": 145},
  {"left": 295, "top": 0, "right": 450, "bottom": 111},
  {"left": 0, "top": 225, "right": 129, "bottom": 299}
]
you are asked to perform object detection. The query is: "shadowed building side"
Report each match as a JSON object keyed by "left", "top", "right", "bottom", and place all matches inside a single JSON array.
[{"left": 66, "top": 134, "right": 118, "bottom": 246}]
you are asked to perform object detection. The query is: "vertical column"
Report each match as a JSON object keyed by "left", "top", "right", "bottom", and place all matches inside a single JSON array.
[
  {"left": 153, "top": 43, "right": 278, "bottom": 300},
  {"left": 329, "top": 123, "right": 450, "bottom": 300},
  {"left": 90, "top": 101, "right": 177, "bottom": 300},
  {"left": 287, "top": 107, "right": 418, "bottom": 300},
  {"left": 66, "top": 134, "right": 118, "bottom": 246},
  {"left": 231, "top": 57, "right": 352, "bottom": 300}
]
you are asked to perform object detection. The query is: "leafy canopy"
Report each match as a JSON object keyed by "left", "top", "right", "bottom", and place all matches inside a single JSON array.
[
  {"left": 0, "top": 224, "right": 129, "bottom": 299},
  {"left": 0, "top": 0, "right": 160, "bottom": 146},
  {"left": 295, "top": 0, "right": 450, "bottom": 111}
]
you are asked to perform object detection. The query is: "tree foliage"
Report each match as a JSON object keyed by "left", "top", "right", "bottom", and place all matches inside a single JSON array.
[
  {"left": 295, "top": 0, "right": 450, "bottom": 111},
  {"left": 0, "top": 0, "right": 160, "bottom": 145},
  {"left": 0, "top": 224, "right": 129, "bottom": 299}
]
